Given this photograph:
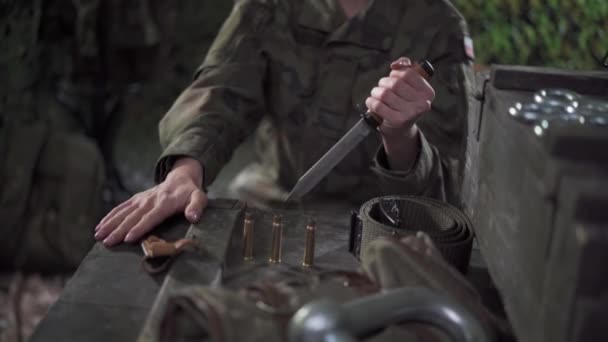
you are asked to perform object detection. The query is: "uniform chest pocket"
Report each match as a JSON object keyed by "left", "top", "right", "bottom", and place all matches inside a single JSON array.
[
  {"left": 263, "top": 40, "right": 318, "bottom": 125},
  {"left": 312, "top": 56, "right": 359, "bottom": 139}
]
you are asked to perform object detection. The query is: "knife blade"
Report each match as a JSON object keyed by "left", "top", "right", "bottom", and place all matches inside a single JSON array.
[{"left": 284, "top": 60, "right": 434, "bottom": 202}]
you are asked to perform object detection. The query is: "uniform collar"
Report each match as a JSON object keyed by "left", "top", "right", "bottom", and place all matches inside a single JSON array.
[{"left": 297, "top": 0, "right": 405, "bottom": 51}]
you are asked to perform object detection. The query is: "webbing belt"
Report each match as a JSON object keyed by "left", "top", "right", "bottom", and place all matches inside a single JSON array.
[{"left": 350, "top": 196, "right": 474, "bottom": 273}]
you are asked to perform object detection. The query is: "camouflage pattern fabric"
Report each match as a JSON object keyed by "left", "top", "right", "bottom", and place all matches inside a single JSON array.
[
  {"left": 0, "top": 0, "right": 232, "bottom": 271},
  {"left": 155, "top": 0, "right": 475, "bottom": 207},
  {"left": 0, "top": 118, "right": 105, "bottom": 271},
  {"left": 154, "top": 236, "right": 508, "bottom": 342},
  {"left": 0, "top": 0, "right": 106, "bottom": 271}
]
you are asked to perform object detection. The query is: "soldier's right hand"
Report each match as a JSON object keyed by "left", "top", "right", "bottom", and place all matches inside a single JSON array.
[{"left": 94, "top": 158, "right": 207, "bottom": 246}]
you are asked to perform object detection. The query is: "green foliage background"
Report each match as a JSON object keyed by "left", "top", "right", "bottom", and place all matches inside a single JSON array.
[{"left": 452, "top": 0, "right": 608, "bottom": 70}]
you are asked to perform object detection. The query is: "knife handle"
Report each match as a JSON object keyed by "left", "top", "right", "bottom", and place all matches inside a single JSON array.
[{"left": 362, "top": 59, "right": 435, "bottom": 128}]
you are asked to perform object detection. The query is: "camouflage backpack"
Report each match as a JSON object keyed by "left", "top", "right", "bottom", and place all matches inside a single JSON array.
[
  {"left": 0, "top": 1, "right": 106, "bottom": 271},
  {"left": 0, "top": 117, "right": 105, "bottom": 271}
]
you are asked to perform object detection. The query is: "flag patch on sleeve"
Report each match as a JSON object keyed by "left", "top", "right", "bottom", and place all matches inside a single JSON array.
[{"left": 464, "top": 36, "right": 475, "bottom": 61}]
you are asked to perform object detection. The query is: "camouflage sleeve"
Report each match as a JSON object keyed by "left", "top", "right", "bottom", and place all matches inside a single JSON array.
[
  {"left": 371, "top": 19, "right": 475, "bottom": 205},
  {"left": 154, "top": 0, "right": 273, "bottom": 187}
]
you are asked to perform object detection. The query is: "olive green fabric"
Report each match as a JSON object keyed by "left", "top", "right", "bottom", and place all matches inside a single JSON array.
[
  {"left": 363, "top": 237, "right": 513, "bottom": 342},
  {"left": 0, "top": 0, "right": 106, "bottom": 271},
  {"left": 0, "top": 0, "right": 165, "bottom": 271},
  {"left": 357, "top": 195, "right": 474, "bottom": 273},
  {"left": 153, "top": 237, "right": 506, "bottom": 342},
  {"left": 0, "top": 119, "right": 105, "bottom": 271},
  {"left": 159, "top": 269, "right": 379, "bottom": 342},
  {"left": 155, "top": 0, "right": 475, "bottom": 206}
]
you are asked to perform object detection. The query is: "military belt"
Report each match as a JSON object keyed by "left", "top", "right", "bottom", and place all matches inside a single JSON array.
[{"left": 349, "top": 196, "right": 474, "bottom": 273}]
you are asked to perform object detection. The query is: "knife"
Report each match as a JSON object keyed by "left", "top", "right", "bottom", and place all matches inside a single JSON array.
[{"left": 284, "top": 60, "right": 434, "bottom": 202}]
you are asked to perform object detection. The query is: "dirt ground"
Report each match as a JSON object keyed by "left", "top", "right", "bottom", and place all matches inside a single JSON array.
[{"left": 0, "top": 273, "right": 69, "bottom": 342}]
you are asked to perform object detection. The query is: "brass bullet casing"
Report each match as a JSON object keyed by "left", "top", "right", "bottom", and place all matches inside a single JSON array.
[
  {"left": 302, "top": 220, "right": 316, "bottom": 267},
  {"left": 269, "top": 215, "right": 283, "bottom": 264},
  {"left": 242, "top": 212, "right": 254, "bottom": 261}
]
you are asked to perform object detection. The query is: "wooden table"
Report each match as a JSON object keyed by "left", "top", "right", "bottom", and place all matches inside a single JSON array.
[{"left": 30, "top": 199, "right": 358, "bottom": 341}]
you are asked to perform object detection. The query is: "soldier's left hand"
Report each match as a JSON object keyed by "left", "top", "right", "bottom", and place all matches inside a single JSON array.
[{"left": 365, "top": 57, "right": 435, "bottom": 135}]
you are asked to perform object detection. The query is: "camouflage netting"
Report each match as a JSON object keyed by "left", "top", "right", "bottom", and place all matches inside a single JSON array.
[{"left": 453, "top": 0, "right": 608, "bottom": 70}]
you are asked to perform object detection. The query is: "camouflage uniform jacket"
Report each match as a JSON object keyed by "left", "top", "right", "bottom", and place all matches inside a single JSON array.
[{"left": 155, "top": 0, "right": 475, "bottom": 205}]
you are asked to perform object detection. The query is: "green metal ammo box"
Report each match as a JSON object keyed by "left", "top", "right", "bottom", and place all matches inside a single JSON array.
[{"left": 461, "top": 65, "right": 608, "bottom": 342}]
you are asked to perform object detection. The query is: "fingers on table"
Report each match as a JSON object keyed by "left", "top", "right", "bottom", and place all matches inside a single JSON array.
[
  {"left": 185, "top": 189, "right": 208, "bottom": 223},
  {"left": 95, "top": 199, "right": 132, "bottom": 232},
  {"left": 94, "top": 194, "right": 153, "bottom": 245},
  {"left": 102, "top": 207, "right": 149, "bottom": 246},
  {"left": 123, "top": 205, "right": 175, "bottom": 243},
  {"left": 100, "top": 196, "right": 174, "bottom": 246},
  {"left": 95, "top": 201, "right": 138, "bottom": 241}
]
